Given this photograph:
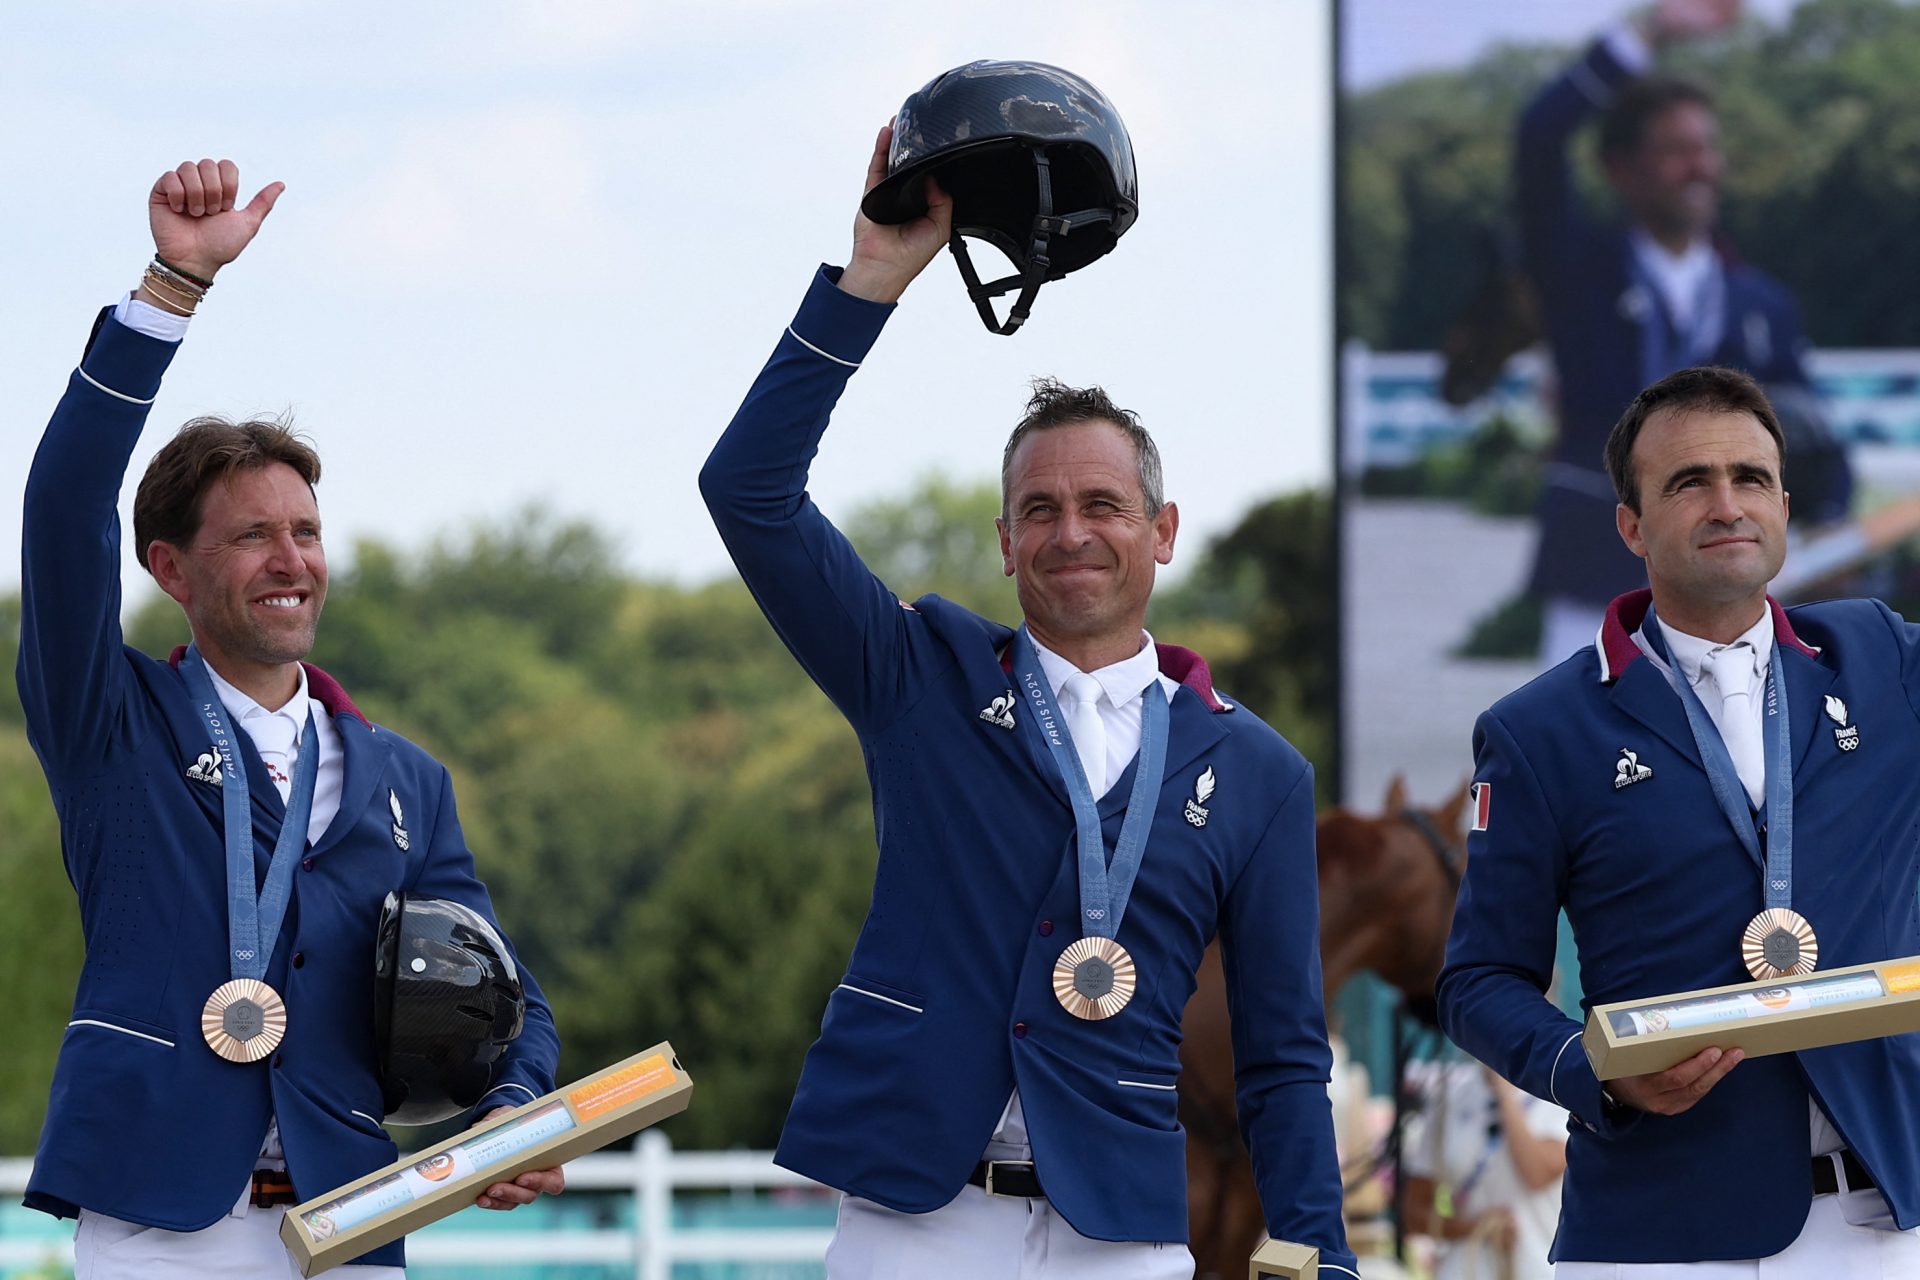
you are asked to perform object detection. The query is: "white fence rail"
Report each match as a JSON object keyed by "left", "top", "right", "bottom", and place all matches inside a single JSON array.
[{"left": 0, "top": 1132, "right": 834, "bottom": 1279}]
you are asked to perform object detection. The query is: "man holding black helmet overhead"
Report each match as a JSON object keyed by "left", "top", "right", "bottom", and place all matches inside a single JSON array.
[{"left": 702, "top": 63, "right": 1355, "bottom": 1280}]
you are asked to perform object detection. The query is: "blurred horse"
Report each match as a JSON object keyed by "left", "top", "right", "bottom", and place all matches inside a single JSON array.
[{"left": 1181, "top": 778, "right": 1470, "bottom": 1280}]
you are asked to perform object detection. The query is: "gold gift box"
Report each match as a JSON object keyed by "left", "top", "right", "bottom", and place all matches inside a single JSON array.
[
  {"left": 280, "top": 1042, "right": 692, "bottom": 1276},
  {"left": 1249, "top": 1236, "right": 1319, "bottom": 1279},
  {"left": 1583, "top": 956, "right": 1920, "bottom": 1081}
]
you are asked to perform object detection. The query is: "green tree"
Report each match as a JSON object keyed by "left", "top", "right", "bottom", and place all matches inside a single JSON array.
[
  {"left": 843, "top": 474, "right": 1020, "bottom": 621},
  {"left": 0, "top": 471, "right": 1341, "bottom": 1153},
  {"left": 1157, "top": 490, "right": 1336, "bottom": 803},
  {"left": 0, "top": 732, "right": 80, "bottom": 1151}
]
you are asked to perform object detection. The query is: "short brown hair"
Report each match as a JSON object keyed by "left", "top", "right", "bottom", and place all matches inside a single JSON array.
[
  {"left": 1600, "top": 76, "right": 1715, "bottom": 161},
  {"left": 1604, "top": 366, "right": 1786, "bottom": 511},
  {"left": 1001, "top": 378, "right": 1164, "bottom": 519},
  {"left": 132, "top": 415, "right": 322, "bottom": 571}
]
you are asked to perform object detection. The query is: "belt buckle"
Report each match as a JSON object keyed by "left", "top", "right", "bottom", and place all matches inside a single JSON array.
[{"left": 983, "top": 1160, "right": 1033, "bottom": 1197}]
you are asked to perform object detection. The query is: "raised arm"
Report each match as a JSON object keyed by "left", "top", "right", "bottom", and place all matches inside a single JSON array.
[
  {"left": 1515, "top": 2, "right": 1736, "bottom": 289},
  {"left": 17, "top": 160, "right": 281, "bottom": 774},
  {"left": 698, "top": 128, "right": 959, "bottom": 732}
]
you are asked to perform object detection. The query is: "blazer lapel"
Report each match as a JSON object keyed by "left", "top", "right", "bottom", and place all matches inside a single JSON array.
[
  {"left": 1098, "top": 686, "right": 1228, "bottom": 822},
  {"left": 1608, "top": 660, "right": 1703, "bottom": 769},
  {"left": 1780, "top": 647, "right": 1838, "bottom": 778},
  {"left": 311, "top": 714, "right": 394, "bottom": 857}
]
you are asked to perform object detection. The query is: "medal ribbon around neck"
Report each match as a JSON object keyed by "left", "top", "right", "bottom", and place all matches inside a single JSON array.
[
  {"left": 1641, "top": 610, "right": 1815, "bottom": 979},
  {"left": 182, "top": 647, "right": 318, "bottom": 1059},
  {"left": 1014, "top": 627, "right": 1169, "bottom": 1018}
]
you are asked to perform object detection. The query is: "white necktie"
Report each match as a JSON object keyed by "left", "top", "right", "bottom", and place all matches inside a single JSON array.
[
  {"left": 1062, "top": 672, "right": 1108, "bottom": 799},
  {"left": 1702, "top": 644, "right": 1764, "bottom": 810},
  {"left": 246, "top": 712, "right": 301, "bottom": 803}
]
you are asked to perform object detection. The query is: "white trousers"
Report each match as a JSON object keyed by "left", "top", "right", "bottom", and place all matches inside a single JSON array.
[
  {"left": 1555, "top": 1192, "right": 1920, "bottom": 1278},
  {"left": 75, "top": 1206, "right": 405, "bottom": 1280},
  {"left": 826, "top": 1186, "right": 1195, "bottom": 1280}
]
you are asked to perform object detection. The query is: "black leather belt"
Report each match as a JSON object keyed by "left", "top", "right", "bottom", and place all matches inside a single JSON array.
[
  {"left": 1812, "top": 1150, "right": 1876, "bottom": 1196},
  {"left": 969, "top": 1159, "right": 1045, "bottom": 1198}
]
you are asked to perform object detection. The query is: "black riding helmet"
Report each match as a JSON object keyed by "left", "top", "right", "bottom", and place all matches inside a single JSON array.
[
  {"left": 373, "top": 893, "right": 526, "bottom": 1125},
  {"left": 862, "top": 60, "right": 1138, "bottom": 335}
]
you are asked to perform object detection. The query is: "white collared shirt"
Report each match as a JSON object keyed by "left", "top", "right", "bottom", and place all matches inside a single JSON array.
[
  {"left": 1657, "top": 609, "right": 1774, "bottom": 782},
  {"left": 989, "top": 631, "right": 1180, "bottom": 1152},
  {"left": 1634, "top": 610, "right": 1843, "bottom": 1158},
  {"left": 1629, "top": 228, "right": 1719, "bottom": 337},
  {"left": 1025, "top": 631, "right": 1181, "bottom": 802},
  {"left": 202, "top": 660, "right": 345, "bottom": 847}
]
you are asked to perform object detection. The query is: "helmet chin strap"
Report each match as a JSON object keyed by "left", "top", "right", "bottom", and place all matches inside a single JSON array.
[{"left": 948, "top": 146, "right": 1117, "bottom": 335}]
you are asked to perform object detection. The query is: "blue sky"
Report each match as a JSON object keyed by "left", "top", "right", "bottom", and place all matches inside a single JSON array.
[
  {"left": 0, "top": 1, "right": 1332, "bottom": 593},
  {"left": 2, "top": 1, "right": 1821, "bottom": 597}
]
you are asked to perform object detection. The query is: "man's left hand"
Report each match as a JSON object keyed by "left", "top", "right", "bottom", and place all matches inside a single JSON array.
[{"left": 472, "top": 1105, "right": 566, "bottom": 1210}]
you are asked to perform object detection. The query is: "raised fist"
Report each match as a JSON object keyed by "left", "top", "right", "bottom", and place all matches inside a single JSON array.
[{"left": 149, "top": 159, "right": 285, "bottom": 283}]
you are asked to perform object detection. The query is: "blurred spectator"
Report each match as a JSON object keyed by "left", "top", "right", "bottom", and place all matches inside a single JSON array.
[{"left": 1403, "top": 1063, "right": 1567, "bottom": 1280}]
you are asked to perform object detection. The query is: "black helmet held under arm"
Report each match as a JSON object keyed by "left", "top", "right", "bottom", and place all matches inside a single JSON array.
[{"left": 374, "top": 893, "right": 526, "bottom": 1125}]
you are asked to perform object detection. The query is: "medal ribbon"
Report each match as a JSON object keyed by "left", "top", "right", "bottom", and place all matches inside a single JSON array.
[
  {"left": 1640, "top": 611, "right": 1795, "bottom": 909},
  {"left": 181, "top": 648, "right": 319, "bottom": 981},
  {"left": 1014, "top": 628, "right": 1169, "bottom": 940}
]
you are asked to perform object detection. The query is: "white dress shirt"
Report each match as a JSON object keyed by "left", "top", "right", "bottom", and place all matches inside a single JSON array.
[
  {"left": 987, "top": 632, "right": 1179, "bottom": 1155},
  {"left": 202, "top": 660, "right": 344, "bottom": 847},
  {"left": 1630, "top": 229, "right": 1719, "bottom": 336},
  {"left": 1636, "top": 611, "right": 1843, "bottom": 1158}
]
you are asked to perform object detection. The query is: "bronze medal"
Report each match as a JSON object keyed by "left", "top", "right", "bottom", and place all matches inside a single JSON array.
[
  {"left": 202, "top": 977, "right": 288, "bottom": 1063},
  {"left": 1742, "top": 907, "right": 1819, "bottom": 982},
  {"left": 1052, "top": 936, "right": 1137, "bottom": 1020}
]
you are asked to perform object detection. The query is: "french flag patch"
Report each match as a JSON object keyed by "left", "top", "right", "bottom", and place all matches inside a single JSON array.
[{"left": 1470, "top": 781, "right": 1492, "bottom": 832}]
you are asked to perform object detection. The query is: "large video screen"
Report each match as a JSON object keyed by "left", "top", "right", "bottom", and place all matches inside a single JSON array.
[{"left": 1338, "top": 0, "right": 1920, "bottom": 836}]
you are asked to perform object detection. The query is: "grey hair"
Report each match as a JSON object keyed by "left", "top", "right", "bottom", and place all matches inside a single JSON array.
[{"left": 1000, "top": 377, "right": 1164, "bottom": 519}]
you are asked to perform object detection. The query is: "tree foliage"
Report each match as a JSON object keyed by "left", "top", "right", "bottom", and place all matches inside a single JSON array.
[{"left": 0, "top": 477, "right": 1333, "bottom": 1151}]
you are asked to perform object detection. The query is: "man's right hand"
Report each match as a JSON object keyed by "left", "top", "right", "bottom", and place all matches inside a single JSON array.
[
  {"left": 837, "top": 124, "right": 953, "bottom": 305},
  {"left": 148, "top": 159, "right": 285, "bottom": 285},
  {"left": 1605, "top": 1044, "right": 1743, "bottom": 1115}
]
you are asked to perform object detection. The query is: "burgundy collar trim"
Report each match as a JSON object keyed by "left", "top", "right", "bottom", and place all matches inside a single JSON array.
[
  {"left": 1595, "top": 589, "right": 1820, "bottom": 684},
  {"left": 996, "top": 638, "right": 1234, "bottom": 713},
  {"left": 168, "top": 646, "right": 371, "bottom": 726}
]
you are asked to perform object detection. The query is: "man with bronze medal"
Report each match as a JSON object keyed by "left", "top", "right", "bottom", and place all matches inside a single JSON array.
[
  {"left": 1440, "top": 366, "right": 1920, "bottom": 1272},
  {"left": 17, "top": 159, "right": 563, "bottom": 1276},
  {"left": 703, "top": 72, "right": 1356, "bottom": 1280}
]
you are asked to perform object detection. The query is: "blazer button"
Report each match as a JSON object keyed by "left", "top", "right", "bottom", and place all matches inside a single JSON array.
[
  {"left": 292, "top": 952, "right": 305, "bottom": 969},
  {"left": 1037, "top": 920, "right": 1053, "bottom": 937},
  {"left": 273, "top": 1054, "right": 284, "bottom": 1069},
  {"left": 1013, "top": 1022, "right": 1028, "bottom": 1039},
  {"left": 301, "top": 858, "right": 314, "bottom": 872}
]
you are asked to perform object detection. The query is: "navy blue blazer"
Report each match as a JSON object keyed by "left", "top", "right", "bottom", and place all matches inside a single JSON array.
[
  {"left": 17, "top": 312, "right": 560, "bottom": 1268},
  {"left": 699, "top": 267, "right": 1355, "bottom": 1273},
  {"left": 1440, "top": 588, "right": 1920, "bottom": 1262},
  {"left": 1517, "top": 39, "right": 1812, "bottom": 605}
]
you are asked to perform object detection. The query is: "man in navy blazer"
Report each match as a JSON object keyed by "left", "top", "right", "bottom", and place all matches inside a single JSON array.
[
  {"left": 17, "top": 160, "right": 562, "bottom": 1277},
  {"left": 1440, "top": 364, "right": 1920, "bottom": 1271},
  {"left": 700, "top": 129, "right": 1355, "bottom": 1277},
  {"left": 1516, "top": 0, "right": 1837, "bottom": 660}
]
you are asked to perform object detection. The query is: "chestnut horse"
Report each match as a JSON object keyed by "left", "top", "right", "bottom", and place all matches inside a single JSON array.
[{"left": 1181, "top": 778, "right": 1470, "bottom": 1280}]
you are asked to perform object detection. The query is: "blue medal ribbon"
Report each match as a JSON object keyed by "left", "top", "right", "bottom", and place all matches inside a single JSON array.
[
  {"left": 1013, "top": 628, "right": 1169, "bottom": 940},
  {"left": 180, "top": 648, "right": 318, "bottom": 981},
  {"left": 1640, "top": 611, "right": 1795, "bottom": 910}
]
